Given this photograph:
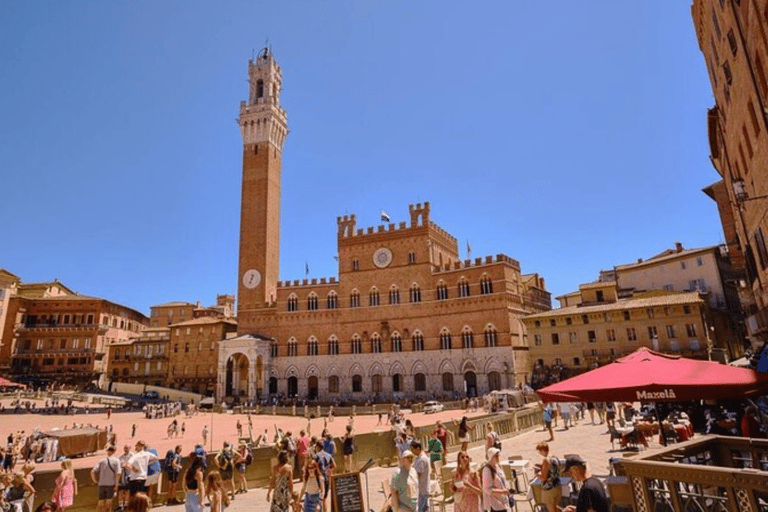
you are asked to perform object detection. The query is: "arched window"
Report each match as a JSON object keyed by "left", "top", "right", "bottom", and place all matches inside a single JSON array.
[
  {"left": 484, "top": 325, "right": 498, "bottom": 347},
  {"left": 270, "top": 341, "right": 278, "bottom": 357},
  {"left": 409, "top": 283, "right": 422, "bottom": 303},
  {"left": 412, "top": 331, "right": 424, "bottom": 351},
  {"left": 439, "top": 329, "right": 452, "bottom": 350},
  {"left": 442, "top": 372, "right": 454, "bottom": 391},
  {"left": 352, "top": 375, "right": 362, "bottom": 393},
  {"left": 480, "top": 276, "right": 493, "bottom": 295},
  {"left": 371, "top": 374, "right": 382, "bottom": 393},
  {"left": 392, "top": 373, "right": 402, "bottom": 392},
  {"left": 408, "top": 251, "right": 416, "bottom": 264},
  {"left": 350, "top": 290, "right": 360, "bottom": 308},
  {"left": 371, "top": 333, "right": 381, "bottom": 353},
  {"left": 458, "top": 279, "right": 470, "bottom": 297},
  {"left": 391, "top": 332, "right": 402, "bottom": 352},
  {"left": 308, "top": 337, "right": 318, "bottom": 356},
  {"left": 414, "top": 373, "right": 426, "bottom": 391},
  {"left": 351, "top": 335, "right": 362, "bottom": 354},
  {"left": 461, "top": 327, "right": 474, "bottom": 349},
  {"left": 328, "top": 375, "right": 339, "bottom": 394},
  {"left": 328, "top": 336, "right": 339, "bottom": 356},
  {"left": 436, "top": 282, "right": 448, "bottom": 300},
  {"left": 287, "top": 294, "right": 299, "bottom": 312},
  {"left": 307, "top": 293, "right": 318, "bottom": 311},
  {"left": 327, "top": 292, "right": 338, "bottom": 309},
  {"left": 256, "top": 79, "right": 264, "bottom": 98},
  {"left": 288, "top": 338, "right": 298, "bottom": 357},
  {"left": 389, "top": 285, "right": 400, "bottom": 305},
  {"left": 369, "top": 287, "right": 380, "bottom": 307}
]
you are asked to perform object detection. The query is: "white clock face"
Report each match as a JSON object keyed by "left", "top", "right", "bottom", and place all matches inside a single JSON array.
[
  {"left": 242, "top": 269, "right": 261, "bottom": 289},
  {"left": 373, "top": 247, "right": 393, "bottom": 268}
]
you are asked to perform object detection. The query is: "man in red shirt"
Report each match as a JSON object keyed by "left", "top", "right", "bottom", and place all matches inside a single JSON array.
[{"left": 297, "top": 429, "right": 311, "bottom": 471}]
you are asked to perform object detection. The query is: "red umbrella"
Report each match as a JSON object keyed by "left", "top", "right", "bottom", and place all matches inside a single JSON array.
[
  {"left": 536, "top": 347, "right": 768, "bottom": 403},
  {"left": 0, "top": 377, "right": 25, "bottom": 388}
]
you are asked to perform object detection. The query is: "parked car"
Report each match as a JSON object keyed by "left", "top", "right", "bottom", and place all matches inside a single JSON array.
[{"left": 423, "top": 401, "right": 444, "bottom": 414}]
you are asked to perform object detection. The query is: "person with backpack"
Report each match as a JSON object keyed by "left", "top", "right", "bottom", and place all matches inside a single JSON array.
[
  {"left": 481, "top": 448, "right": 510, "bottom": 512},
  {"left": 163, "top": 445, "right": 182, "bottom": 505},
  {"left": 534, "top": 441, "right": 560, "bottom": 512},
  {"left": 484, "top": 423, "right": 500, "bottom": 457},
  {"left": 214, "top": 441, "right": 236, "bottom": 502},
  {"left": 91, "top": 445, "right": 119, "bottom": 512}
]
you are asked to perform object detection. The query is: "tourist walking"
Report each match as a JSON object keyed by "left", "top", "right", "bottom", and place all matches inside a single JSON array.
[
  {"left": 183, "top": 455, "right": 205, "bottom": 512},
  {"left": 267, "top": 450, "right": 293, "bottom": 512},
  {"left": 481, "top": 448, "right": 509, "bottom": 512},
  {"left": 202, "top": 426, "right": 209, "bottom": 446},
  {"left": 117, "top": 444, "right": 133, "bottom": 510},
  {"left": 543, "top": 403, "right": 555, "bottom": 441},
  {"left": 452, "top": 451, "right": 481, "bottom": 512},
  {"left": 52, "top": 459, "right": 77, "bottom": 512},
  {"left": 390, "top": 450, "right": 418, "bottom": 512},
  {"left": 234, "top": 442, "right": 249, "bottom": 494},
  {"left": 534, "top": 442, "right": 561, "bottom": 512},
  {"left": 91, "top": 445, "right": 120, "bottom": 512},
  {"left": 342, "top": 425, "right": 355, "bottom": 472},
  {"left": 312, "top": 439, "right": 335, "bottom": 512},
  {"left": 455, "top": 416, "right": 474, "bottom": 452},
  {"left": 215, "top": 441, "right": 236, "bottom": 502},
  {"left": 299, "top": 458, "right": 324, "bottom": 512},
  {"left": 485, "top": 423, "right": 500, "bottom": 456},
  {"left": 163, "top": 445, "right": 183, "bottom": 505}
]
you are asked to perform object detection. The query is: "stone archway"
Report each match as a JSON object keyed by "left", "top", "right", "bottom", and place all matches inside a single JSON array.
[
  {"left": 216, "top": 334, "right": 273, "bottom": 402},
  {"left": 225, "top": 353, "right": 250, "bottom": 398},
  {"left": 308, "top": 376, "right": 319, "bottom": 400},
  {"left": 464, "top": 371, "right": 477, "bottom": 397}
]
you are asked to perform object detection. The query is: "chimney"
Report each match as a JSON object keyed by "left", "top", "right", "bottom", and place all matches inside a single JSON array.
[
  {"left": 637, "top": 258, "right": 643, "bottom": 263},
  {"left": 675, "top": 242, "right": 683, "bottom": 253}
]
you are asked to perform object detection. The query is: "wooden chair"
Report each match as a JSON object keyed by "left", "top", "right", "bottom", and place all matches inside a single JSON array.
[
  {"left": 432, "top": 459, "right": 443, "bottom": 481},
  {"left": 529, "top": 482, "right": 550, "bottom": 512},
  {"left": 605, "top": 476, "right": 635, "bottom": 511},
  {"left": 429, "top": 478, "right": 454, "bottom": 512}
]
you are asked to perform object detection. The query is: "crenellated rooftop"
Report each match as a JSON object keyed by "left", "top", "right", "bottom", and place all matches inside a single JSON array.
[
  {"left": 336, "top": 202, "right": 457, "bottom": 245},
  {"left": 277, "top": 277, "right": 338, "bottom": 289},
  {"left": 433, "top": 253, "right": 521, "bottom": 273}
]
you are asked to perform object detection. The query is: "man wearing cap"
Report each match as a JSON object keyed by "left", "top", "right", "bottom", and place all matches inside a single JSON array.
[
  {"left": 563, "top": 455, "right": 609, "bottom": 512},
  {"left": 409, "top": 441, "right": 430, "bottom": 512},
  {"left": 391, "top": 450, "right": 419, "bottom": 512},
  {"left": 123, "top": 440, "right": 158, "bottom": 496},
  {"left": 91, "top": 445, "right": 120, "bottom": 512}
]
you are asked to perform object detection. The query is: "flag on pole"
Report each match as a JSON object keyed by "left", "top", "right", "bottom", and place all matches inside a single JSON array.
[
  {"left": 305, "top": 262, "right": 309, "bottom": 277},
  {"left": 467, "top": 240, "right": 472, "bottom": 258},
  {"left": 381, "top": 210, "right": 390, "bottom": 222}
]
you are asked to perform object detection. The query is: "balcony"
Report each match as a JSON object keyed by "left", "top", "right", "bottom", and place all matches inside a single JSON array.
[
  {"left": 14, "top": 347, "right": 95, "bottom": 355},
  {"left": 15, "top": 322, "right": 108, "bottom": 335}
]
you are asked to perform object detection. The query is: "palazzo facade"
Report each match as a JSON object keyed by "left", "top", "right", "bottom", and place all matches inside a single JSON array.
[{"left": 219, "top": 48, "right": 551, "bottom": 402}]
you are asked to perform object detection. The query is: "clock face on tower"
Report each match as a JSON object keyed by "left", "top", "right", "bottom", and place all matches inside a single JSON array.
[
  {"left": 373, "top": 247, "right": 393, "bottom": 268},
  {"left": 242, "top": 269, "right": 261, "bottom": 289}
]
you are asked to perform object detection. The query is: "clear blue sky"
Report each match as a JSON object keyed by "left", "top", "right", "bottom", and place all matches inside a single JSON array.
[{"left": 0, "top": 1, "right": 720, "bottom": 315}]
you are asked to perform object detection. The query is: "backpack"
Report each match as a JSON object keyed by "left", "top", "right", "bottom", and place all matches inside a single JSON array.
[
  {"left": 244, "top": 450, "right": 253, "bottom": 466},
  {"left": 219, "top": 450, "right": 233, "bottom": 470},
  {"left": 163, "top": 450, "right": 175, "bottom": 472}
]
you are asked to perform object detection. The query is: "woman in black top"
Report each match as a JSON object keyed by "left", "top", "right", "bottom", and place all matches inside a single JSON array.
[{"left": 184, "top": 455, "right": 205, "bottom": 512}]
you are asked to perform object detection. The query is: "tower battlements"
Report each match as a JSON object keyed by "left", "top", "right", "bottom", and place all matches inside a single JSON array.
[
  {"left": 336, "top": 202, "right": 457, "bottom": 246},
  {"left": 433, "top": 253, "right": 521, "bottom": 273}
]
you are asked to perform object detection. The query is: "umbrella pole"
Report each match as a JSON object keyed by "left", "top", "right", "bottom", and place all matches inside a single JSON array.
[{"left": 654, "top": 402, "right": 666, "bottom": 447}]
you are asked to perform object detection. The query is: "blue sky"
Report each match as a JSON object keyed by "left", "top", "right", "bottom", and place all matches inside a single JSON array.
[{"left": 0, "top": 2, "right": 720, "bottom": 315}]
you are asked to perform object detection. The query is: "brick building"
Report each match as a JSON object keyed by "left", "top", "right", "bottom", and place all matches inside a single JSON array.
[
  {"left": 692, "top": 0, "right": 768, "bottom": 349},
  {"left": 215, "top": 49, "right": 551, "bottom": 403},
  {"left": 107, "top": 327, "right": 170, "bottom": 386}
]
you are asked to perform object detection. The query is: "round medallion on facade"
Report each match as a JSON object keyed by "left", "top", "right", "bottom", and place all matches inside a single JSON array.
[
  {"left": 373, "top": 247, "right": 393, "bottom": 268},
  {"left": 242, "top": 269, "right": 261, "bottom": 289}
]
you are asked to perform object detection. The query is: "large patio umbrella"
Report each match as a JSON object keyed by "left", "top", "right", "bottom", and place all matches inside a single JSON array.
[
  {"left": 536, "top": 347, "right": 768, "bottom": 403},
  {"left": 0, "top": 376, "right": 25, "bottom": 388}
]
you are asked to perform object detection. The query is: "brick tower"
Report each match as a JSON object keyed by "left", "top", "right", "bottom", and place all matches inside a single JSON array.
[{"left": 237, "top": 48, "right": 288, "bottom": 314}]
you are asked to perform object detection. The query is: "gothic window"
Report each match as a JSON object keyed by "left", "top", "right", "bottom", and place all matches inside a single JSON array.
[
  {"left": 328, "top": 336, "right": 339, "bottom": 355},
  {"left": 308, "top": 337, "right": 318, "bottom": 356},
  {"left": 458, "top": 279, "right": 470, "bottom": 297},
  {"left": 389, "top": 286, "right": 400, "bottom": 305},
  {"left": 484, "top": 326, "right": 498, "bottom": 347},
  {"left": 391, "top": 332, "right": 402, "bottom": 352},
  {"left": 392, "top": 373, "right": 402, "bottom": 392},
  {"left": 350, "top": 291, "right": 360, "bottom": 308},
  {"left": 307, "top": 293, "right": 318, "bottom": 311},
  {"left": 436, "top": 283, "right": 448, "bottom": 300},
  {"left": 409, "top": 284, "right": 422, "bottom": 303},
  {"left": 408, "top": 252, "right": 416, "bottom": 264},
  {"left": 351, "top": 335, "right": 362, "bottom": 354},
  {"left": 352, "top": 259, "right": 360, "bottom": 271},
  {"left": 287, "top": 294, "right": 298, "bottom": 312},
  {"left": 414, "top": 373, "right": 426, "bottom": 391},
  {"left": 371, "top": 333, "right": 382, "bottom": 353},
  {"left": 439, "top": 329, "right": 452, "bottom": 350},
  {"left": 270, "top": 341, "right": 278, "bottom": 357},
  {"left": 461, "top": 327, "right": 474, "bottom": 349},
  {"left": 256, "top": 79, "right": 264, "bottom": 98},
  {"left": 371, "top": 374, "right": 382, "bottom": 393},
  {"left": 327, "top": 292, "right": 338, "bottom": 309},
  {"left": 442, "top": 372, "right": 454, "bottom": 391},
  {"left": 288, "top": 338, "right": 298, "bottom": 357},
  {"left": 480, "top": 276, "right": 493, "bottom": 294},
  {"left": 369, "top": 288, "right": 380, "bottom": 307},
  {"left": 412, "top": 331, "right": 424, "bottom": 351},
  {"left": 328, "top": 375, "right": 339, "bottom": 394},
  {"left": 352, "top": 375, "right": 362, "bottom": 393}
]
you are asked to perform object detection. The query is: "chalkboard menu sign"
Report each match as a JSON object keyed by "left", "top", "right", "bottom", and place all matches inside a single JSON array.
[{"left": 330, "top": 472, "right": 364, "bottom": 512}]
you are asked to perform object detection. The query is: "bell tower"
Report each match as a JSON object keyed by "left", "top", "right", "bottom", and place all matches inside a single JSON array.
[{"left": 237, "top": 47, "right": 288, "bottom": 314}]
